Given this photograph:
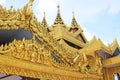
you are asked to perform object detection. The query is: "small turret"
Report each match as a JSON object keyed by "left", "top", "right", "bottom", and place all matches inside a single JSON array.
[
  {"left": 69, "top": 12, "right": 82, "bottom": 33},
  {"left": 69, "top": 12, "right": 87, "bottom": 43},
  {"left": 53, "top": 3, "right": 65, "bottom": 27},
  {"left": 41, "top": 12, "right": 48, "bottom": 28}
]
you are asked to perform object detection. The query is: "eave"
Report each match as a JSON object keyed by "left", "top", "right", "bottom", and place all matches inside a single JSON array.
[
  {"left": 0, "top": 55, "right": 102, "bottom": 80},
  {"left": 53, "top": 27, "right": 86, "bottom": 48},
  {"left": 103, "top": 56, "right": 120, "bottom": 68}
]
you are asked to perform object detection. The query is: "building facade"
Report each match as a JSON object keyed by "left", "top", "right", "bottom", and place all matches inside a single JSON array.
[{"left": 0, "top": 0, "right": 120, "bottom": 80}]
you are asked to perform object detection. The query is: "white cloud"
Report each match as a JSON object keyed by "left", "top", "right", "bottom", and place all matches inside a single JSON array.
[
  {"left": 73, "top": 0, "right": 120, "bottom": 23},
  {"left": 0, "top": 0, "right": 6, "bottom": 4},
  {"left": 83, "top": 27, "right": 93, "bottom": 41},
  {"left": 34, "top": 0, "right": 120, "bottom": 24},
  {"left": 36, "top": 0, "right": 56, "bottom": 13}
]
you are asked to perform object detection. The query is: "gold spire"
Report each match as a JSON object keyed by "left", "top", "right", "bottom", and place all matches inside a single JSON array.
[
  {"left": 111, "top": 38, "right": 119, "bottom": 47},
  {"left": 70, "top": 11, "right": 79, "bottom": 28},
  {"left": 72, "top": 11, "right": 75, "bottom": 18},
  {"left": 41, "top": 12, "right": 48, "bottom": 28},
  {"left": 70, "top": 11, "right": 84, "bottom": 33},
  {"left": 29, "top": 0, "right": 34, "bottom": 3},
  {"left": 110, "top": 38, "right": 119, "bottom": 53},
  {"left": 57, "top": 3, "right": 60, "bottom": 13},
  {"left": 53, "top": 3, "right": 65, "bottom": 26},
  {"left": 44, "top": 12, "right": 46, "bottom": 18}
]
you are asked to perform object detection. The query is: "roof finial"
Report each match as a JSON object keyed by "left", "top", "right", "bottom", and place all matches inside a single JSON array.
[
  {"left": 53, "top": 1, "right": 65, "bottom": 26},
  {"left": 42, "top": 11, "right": 48, "bottom": 28},
  {"left": 57, "top": 2, "right": 60, "bottom": 13},
  {"left": 72, "top": 11, "right": 75, "bottom": 18},
  {"left": 29, "top": 0, "right": 34, "bottom": 5},
  {"left": 43, "top": 11, "right": 46, "bottom": 18}
]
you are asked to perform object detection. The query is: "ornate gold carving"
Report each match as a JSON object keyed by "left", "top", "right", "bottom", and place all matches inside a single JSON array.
[{"left": 0, "top": 0, "right": 119, "bottom": 79}]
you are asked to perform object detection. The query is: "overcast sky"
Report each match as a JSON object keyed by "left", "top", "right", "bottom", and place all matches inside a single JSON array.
[{"left": 0, "top": 0, "right": 120, "bottom": 45}]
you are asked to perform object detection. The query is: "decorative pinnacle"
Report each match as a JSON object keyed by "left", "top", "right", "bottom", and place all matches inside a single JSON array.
[
  {"left": 43, "top": 12, "right": 46, "bottom": 18},
  {"left": 72, "top": 11, "right": 75, "bottom": 18},
  {"left": 29, "top": 0, "right": 34, "bottom": 3},
  {"left": 10, "top": 5, "right": 13, "bottom": 9},
  {"left": 57, "top": 3, "right": 60, "bottom": 13}
]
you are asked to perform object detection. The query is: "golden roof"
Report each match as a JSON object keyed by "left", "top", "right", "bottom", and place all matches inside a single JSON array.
[{"left": 0, "top": 0, "right": 119, "bottom": 80}]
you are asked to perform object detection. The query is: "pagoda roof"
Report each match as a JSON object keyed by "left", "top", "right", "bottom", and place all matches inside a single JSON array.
[
  {"left": 0, "top": 0, "right": 120, "bottom": 79},
  {"left": 70, "top": 12, "right": 82, "bottom": 30},
  {"left": 52, "top": 4, "right": 66, "bottom": 27}
]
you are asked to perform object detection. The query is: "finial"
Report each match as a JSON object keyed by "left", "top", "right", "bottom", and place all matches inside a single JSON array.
[
  {"left": 43, "top": 12, "right": 46, "bottom": 18},
  {"left": 28, "top": 0, "right": 34, "bottom": 6},
  {"left": 10, "top": 5, "right": 13, "bottom": 10},
  {"left": 57, "top": 2, "right": 60, "bottom": 13},
  {"left": 72, "top": 11, "right": 75, "bottom": 18},
  {"left": 29, "top": 0, "right": 34, "bottom": 3}
]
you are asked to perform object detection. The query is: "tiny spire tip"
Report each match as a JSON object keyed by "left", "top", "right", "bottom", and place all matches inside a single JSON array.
[
  {"left": 57, "top": 1, "right": 60, "bottom": 13},
  {"left": 72, "top": 11, "right": 75, "bottom": 17},
  {"left": 43, "top": 12, "right": 46, "bottom": 17}
]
